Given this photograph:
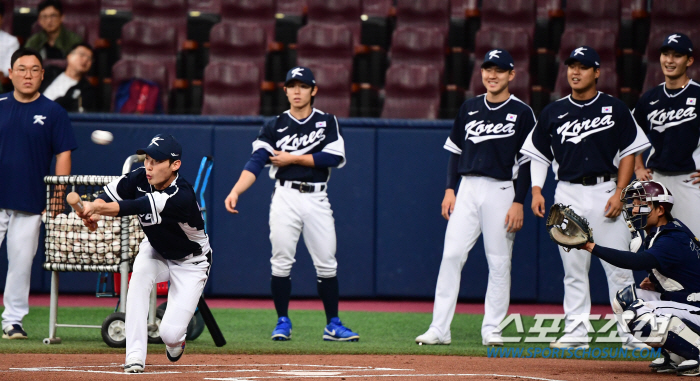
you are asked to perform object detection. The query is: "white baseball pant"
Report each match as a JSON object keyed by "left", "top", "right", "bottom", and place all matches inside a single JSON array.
[
  {"left": 652, "top": 171, "right": 700, "bottom": 236},
  {"left": 429, "top": 176, "right": 516, "bottom": 341},
  {"left": 125, "top": 239, "right": 210, "bottom": 364},
  {"left": 0, "top": 209, "right": 42, "bottom": 331},
  {"left": 269, "top": 183, "right": 337, "bottom": 278},
  {"left": 554, "top": 181, "right": 635, "bottom": 341}
]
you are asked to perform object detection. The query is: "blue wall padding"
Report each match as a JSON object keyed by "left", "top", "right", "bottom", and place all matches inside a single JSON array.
[{"left": 0, "top": 114, "right": 622, "bottom": 305}]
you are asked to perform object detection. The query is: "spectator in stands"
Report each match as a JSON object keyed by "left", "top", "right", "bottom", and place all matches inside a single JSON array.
[
  {"left": 40, "top": 43, "right": 95, "bottom": 112},
  {"left": 0, "top": 3, "right": 20, "bottom": 79},
  {"left": 24, "top": 0, "right": 82, "bottom": 60}
]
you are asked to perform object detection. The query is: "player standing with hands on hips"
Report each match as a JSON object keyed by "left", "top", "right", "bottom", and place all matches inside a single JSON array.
[
  {"left": 0, "top": 48, "right": 76, "bottom": 340},
  {"left": 225, "top": 67, "right": 359, "bottom": 342},
  {"left": 520, "top": 46, "right": 651, "bottom": 349},
  {"left": 632, "top": 33, "right": 700, "bottom": 235},
  {"left": 77, "top": 134, "right": 212, "bottom": 373},
  {"left": 416, "top": 49, "right": 535, "bottom": 346}
]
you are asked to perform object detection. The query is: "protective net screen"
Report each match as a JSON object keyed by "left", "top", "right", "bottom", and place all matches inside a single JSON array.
[{"left": 43, "top": 176, "right": 145, "bottom": 272}]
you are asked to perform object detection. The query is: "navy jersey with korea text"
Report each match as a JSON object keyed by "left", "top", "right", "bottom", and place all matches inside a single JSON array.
[
  {"left": 642, "top": 219, "right": 700, "bottom": 295},
  {"left": 444, "top": 94, "right": 536, "bottom": 180},
  {"left": 0, "top": 92, "right": 77, "bottom": 214},
  {"left": 632, "top": 80, "right": 700, "bottom": 172},
  {"left": 100, "top": 167, "right": 210, "bottom": 260},
  {"left": 253, "top": 108, "right": 346, "bottom": 183},
  {"left": 520, "top": 92, "right": 650, "bottom": 181}
]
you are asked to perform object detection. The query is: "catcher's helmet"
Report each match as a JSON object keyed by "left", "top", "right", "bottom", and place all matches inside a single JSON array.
[{"left": 620, "top": 180, "right": 674, "bottom": 231}]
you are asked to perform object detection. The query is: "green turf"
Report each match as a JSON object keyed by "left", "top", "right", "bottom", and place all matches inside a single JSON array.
[{"left": 0, "top": 306, "right": 657, "bottom": 360}]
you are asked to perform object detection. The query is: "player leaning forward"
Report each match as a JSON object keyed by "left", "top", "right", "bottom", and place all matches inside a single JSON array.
[
  {"left": 633, "top": 32, "right": 700, "bottom": 235},
  {"left": 77, "top": 134, "right": 212, "bottom": 372},
  {"left": 225, "top": 66, "right": 359, "bottom": 341},
  {"left": 520, "top": 46, "right": 651, "bottom": 349},
  {"left": 416, "top": 49, "right": 535, "bottom": 346}
]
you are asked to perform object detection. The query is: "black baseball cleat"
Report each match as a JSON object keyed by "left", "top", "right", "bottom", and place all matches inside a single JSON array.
[
  {"left": 166, "top": 342, "right": 186, "bottom": 362},
  {"left": 2, "top": 324, "right": 28, "bottom": 339},
  {"left": 675, "top": 359, "right": 699, "bottom": 376}
]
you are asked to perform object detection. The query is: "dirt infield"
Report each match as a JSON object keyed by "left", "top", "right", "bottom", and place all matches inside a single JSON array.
[{"left": 0, "top": 353, "right": 666, "bottom": 380}]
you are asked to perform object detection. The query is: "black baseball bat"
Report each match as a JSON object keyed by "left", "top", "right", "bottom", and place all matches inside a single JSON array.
[{"left": 197, "top": 295, "right": 226, "bottom": 347}]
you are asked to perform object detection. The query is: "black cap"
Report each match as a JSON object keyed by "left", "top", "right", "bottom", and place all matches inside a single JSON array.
[
  {"left": 661, "top": 33, "right": 693, "bottom": 56},
  {"left": 284, "top": 66, "right": 316, "bottom": 87},
  {"left": 481, "top": 49, "right": 514, "bottom": 70},
  {"left": 564, "top": 46, "right": 601, "bottom": 69},
  {"left": 136, "top": 134, "right": 182, "bottom": 161}
]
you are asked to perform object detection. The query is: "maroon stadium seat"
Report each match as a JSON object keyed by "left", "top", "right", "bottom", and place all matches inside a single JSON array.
[
  {"left": 132, "top": 0, "right": 187, "bottom": 49},
  {"left": 395, "top": 0, "right": 449, "bottom": 36},
  {"left": 307, "top": 0, "right": 361, "bottom": 47},
  {"left": 564, "top": 0, "right": 620, "bottom": 32},
  {"left": 277, "top": 0, "right": 305, "bottom": 15},
  {"left": 363, "top": 0, "right": 393, "bottom": 17},
  {"left": 650, "top": 0, "right": 699, "bottom": 34},
  {"left": 382, "top": 63, "right": 442, "bottom": 119},
  {"left": 101, "top": 0, "right": 132, "bottom": 11},
  {"left": 220, "top": 0, "right": 275, "bottom": 47},
  {"left": 389, "top": 26, "right": 446, "bottom": 69},
  {"left": 208, "top": 21, "right": 266, "bottom": 79},
  {"left": 300, "top": 63, "right": 352, "bottom": 117},
  {"left": 2, "top": 0, "right": 14, "bottom": 34},
  {"left": 188, "top": 0, "right": 221, "bottom": 14},
  {"left": 61, "top": 0, "right": 100, "bottom": 45},
  {"left": 202, "top": 61, "right": 260, "bottom": 115},
  {"left": 111, "top": 60, "right": 169, "bottom": 111},
  {"left": 480, "top": 0, "right": 536, "bottom": 42},
  {"left": 296, "top": 23, "right": 354, "bottom": 65}
]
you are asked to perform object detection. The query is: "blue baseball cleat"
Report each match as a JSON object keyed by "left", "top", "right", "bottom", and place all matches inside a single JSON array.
[
  {"left": 271, "top": 317, "right": 292, "bottom": 341},
  {"left": 323, "top": 317, "right": 359, "bottom": 342}
]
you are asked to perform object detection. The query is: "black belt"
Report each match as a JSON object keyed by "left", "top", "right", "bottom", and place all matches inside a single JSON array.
[
  {"left": 568, "top": 174, "right": 616, "bottom": 186},
  {"left": 279, "top": 180, "right": 327, "bottom": 193}
]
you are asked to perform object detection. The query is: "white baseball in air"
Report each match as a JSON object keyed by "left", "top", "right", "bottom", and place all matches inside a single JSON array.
[{"left": 91, "top": 130, "right": 113, "bottom": 145}]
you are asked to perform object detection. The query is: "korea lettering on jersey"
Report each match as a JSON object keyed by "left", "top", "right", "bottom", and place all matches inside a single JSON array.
[
  {"left": 632, "top": 80, "right": 700, "bottom": 172},
  {"left": 252, "top": 108, "right": 346, "bottom": 183},
  {"left": 444, "top": 95, "right": 536, "bottom": 180},
  {"left": 102, "top": 167, "right": 210, "bottom": 260},
  {"left": 520, "top": 92, "right": 650, "bottom": 181}
]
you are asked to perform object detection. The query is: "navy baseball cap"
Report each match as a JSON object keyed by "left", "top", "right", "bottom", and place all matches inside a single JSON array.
[
  {"left": 481, "top": 49, "right": 514, "bottom": 70},
  {"left": 661, "top": 33, "right": 693, "bottom": 56},
  {"left": 284, "top": 66, "right": 316, "bottom": 87},
  {"left": 137, "top": 134, "right": 182, "bottom": 161},
  {"left": 564, "top": 46, "right": 600, "bottom": 69}
]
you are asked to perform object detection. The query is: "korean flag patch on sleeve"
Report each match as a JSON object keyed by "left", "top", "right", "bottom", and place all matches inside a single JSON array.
[
  {"left": 602, "top": 106, "right": 612, "bottom": 114},
  {"left": 687, "top": 98, "right": 696, "bottom": 105},
  {"left": 315, "top": 121, "right": 326, "bottom": 128},
  {"left": 506, "top": 113, "right": 517, "bottom": 122}
]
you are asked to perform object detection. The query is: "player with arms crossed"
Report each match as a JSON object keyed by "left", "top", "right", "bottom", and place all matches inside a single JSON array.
[
  {"left": 633, "top": 33, "right": 700, "bottom": 235},
  {"left": 225, "top": 67, "right": 358, "bottom": 342},
  {"left": 520, "top": 46, "right": 651, "bottom": 349},
  {"left": 570, "top": 181, "right": 700, "bottom": 376},
  {"left": 1, "top": 48, "right": 76, "bottom": 339},
  {"left": 415, "top": 49, "right": 535, "bottom": 346},
  {"left": 77, "top": 134, "right": 212, "bottom": 373}
]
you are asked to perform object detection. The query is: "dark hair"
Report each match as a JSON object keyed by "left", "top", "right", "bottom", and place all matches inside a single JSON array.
[
  {"left": 0, "top": 2, "right": 5, "bottom": 17},
  {"left": 38, "top": 0, "right": 63, "bottom": 15},
  {"left": 652, "top": 201, "right": 674, "bottom": 221},
  {"left": 68, "top": 42, "right": 93, "bottom": 55},
  {"left": 10, "top": 48, "right": 43, "bottom": 69}
]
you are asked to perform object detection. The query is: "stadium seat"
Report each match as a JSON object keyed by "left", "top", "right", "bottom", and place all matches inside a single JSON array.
[
  {"left": 307, "top": 0, "right": 361, "bottom": 47},
  {"left": 296, "top": 23, "right": 354, "bottom": 65},
  {"left": 111, "top": 60, "right": 169, "bottom": 112},
  {"left": 480, "top": 0, "right": 536, "bottom": 42},
  {"left": 132, "top": 0, "right": 188, "bottom": 49},
  {"left": 360, "top": 0, "right": 393, "bottom": 49},
  {"left": 649, "top": 0, "right": 699, "bottom": 34},
  {"left": 62, "top": 0, "right": 101, "bottom": 46},
  {"left": 449, "top": 0, "right": 479, "bottom": 51},
  {"left": 208, "top": 21, "right": 266, "bottom": 79},
  {"left": 381, "top": 63, "right": 442, "bottom": 119},
  {"left": 187, "top": 0, "right": 222, "bottom": 43},
  {"left": 389, "top": 26, "right": 446, "bottom": 69},
  {"left": 221, "top": 0, "right": 276, "bottom": 48},
  {"left": 564, "top": 0, "right": 620, "bottom": 32},
  {"left": 202, "top": 61, "right": 260, "bottom": 115},
  {"left": 559, "top": 28, "right": 617, "bottom": 68},
  {"left": 2, "top": 0, "right": 14, "bottom": 34},
  {"left": 275, "top": 0, "right": 307, "bottom": 44},
  {"left": 395, "top": 0, "right": 449, "bottom": 36}
]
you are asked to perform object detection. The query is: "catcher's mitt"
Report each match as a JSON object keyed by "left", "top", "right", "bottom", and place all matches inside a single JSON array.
[{"left": 546, "top": 204, "right": 594, "bottom": 252}]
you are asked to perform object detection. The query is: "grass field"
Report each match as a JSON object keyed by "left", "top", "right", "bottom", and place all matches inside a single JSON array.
[{"left": 0, "top": 306, "right": 656, "bottom": 361}]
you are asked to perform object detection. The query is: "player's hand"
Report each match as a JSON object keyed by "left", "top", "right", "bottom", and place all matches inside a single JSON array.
[
  {"left": 531, "top": 192, "right": 545, "bottom": 218},
  {"left": 691, "top": 170, "right": 700, "bottom": 187},
  {"left": 441, "top": 189, "right": 456, "bottom": 220},
  {"left": 81, "top": 214, "right": 98, "bottom": 231},
  {"left": 505, "top": 202, "right": 524, "bottom": 233},
  {"left": 640, "top": 277, "right": 655, "bottom": 291},
  {"left": 635, "top": 167, "right": 653, "bottom": 181},
  {"left": 604, "top": 193, "right": 623, "bottom": 218},
  {"left": 76, "top": 201, "right": 96, "bottom": 219},
  {"left": 225, "top": 192, "right": 239, "bottom": 214},
  {"left": 270, "top": 150, "right": 297, "bottom": 167}
]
